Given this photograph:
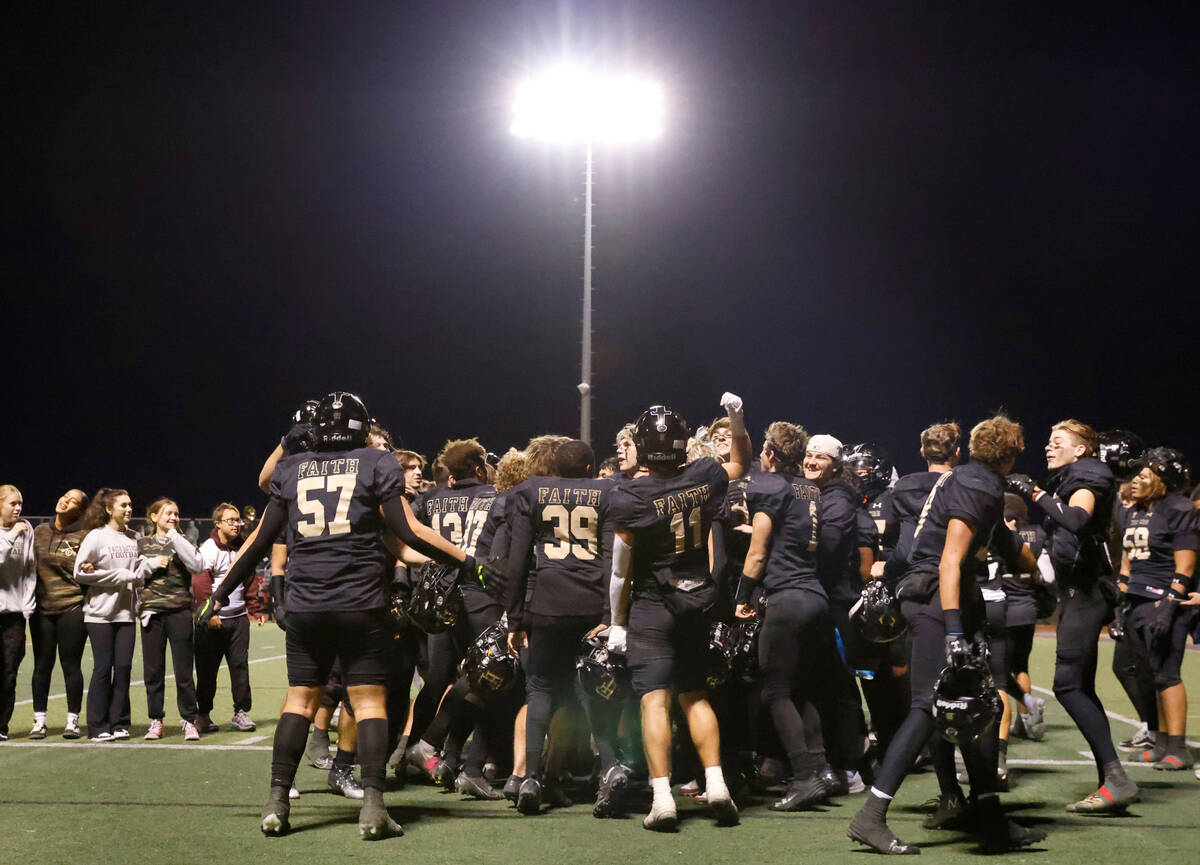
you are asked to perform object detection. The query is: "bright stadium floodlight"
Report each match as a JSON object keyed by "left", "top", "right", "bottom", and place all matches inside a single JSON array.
[{"left": 511, "top": 68, "right": 663, "bottom": 444}]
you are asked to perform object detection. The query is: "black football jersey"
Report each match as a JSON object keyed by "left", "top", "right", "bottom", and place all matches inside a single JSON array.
[
  {"left": 900, "top": 462, "right": 1018, "bottom": 600},
  {"left": 601, "top": 457, "right": 729, "bottom": 600},
  {"left": 745, "top": 472, "right": 822, "bottom": 596},
  {"left": 815, "top": 481, "right": 863, "bottom": 608},
  {"left": 505, "top": 475, "right": 616, "bottom": 620},
  {"left": 884, "top": 471, "right": 940, "bottom": 583},
  {"left": 419, "top": 478, "right": 496, "bottom": 558},
  {"left": 1044, "top": 457, "right": 1115, "bottom": 584},
  {"left": 865, "top": 489, "right": 898, "bottom": 559},
  {"left": 1119, "top": 494, "right": 1199, "bottom": 599},
  {"left": 269, "top": 446, "right": 406, "bottom": 613}
]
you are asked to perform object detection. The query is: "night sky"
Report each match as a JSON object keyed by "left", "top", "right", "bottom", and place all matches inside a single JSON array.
[{"left": 7, "top": 3, "right": 1198, "bottom": 516}]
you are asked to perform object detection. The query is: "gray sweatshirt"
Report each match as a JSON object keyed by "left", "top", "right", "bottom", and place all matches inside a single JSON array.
[
  {"left": 0, "top": 520, "right": 37, "bottom": 617},
  {"left": 74, "top": 526, "right": 155, "bottom": 623}
]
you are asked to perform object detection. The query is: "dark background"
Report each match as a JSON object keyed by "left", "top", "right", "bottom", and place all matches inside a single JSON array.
[{"left": 6, "top": 2, "right": 1198, "bottom": 515}]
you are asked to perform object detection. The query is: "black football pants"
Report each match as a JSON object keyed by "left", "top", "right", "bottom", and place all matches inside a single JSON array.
[{"left": 1053, "top": 582, "right": 1117, "bottom": 783}]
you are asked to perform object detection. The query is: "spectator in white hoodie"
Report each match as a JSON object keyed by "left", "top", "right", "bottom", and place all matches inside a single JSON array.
[
  {"left": 0, "top": 484, "right": 36, "bottom": 740},
  {"left": 74, "top": 488, "right": 160, "bottom": 742}
]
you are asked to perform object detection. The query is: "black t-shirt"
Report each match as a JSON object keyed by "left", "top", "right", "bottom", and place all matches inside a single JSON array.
[
  {"left": 269, "top": 446, "right": 406, "bottom": 613},
  {"left": 601, "top": 457, "right": 729, "bottom": 600},
  {"left": 745, "top": 472, "right": 822, "bottom": 596},
  {"left": 1044, "top": 457, "right": 1115, "bottom": 584},
  {"left": 1118, "top": 494, "right": 1199, "bottom": 599},
  {"left": 815, "top": 480, "right": 862, "bottom": 608},
  {"left": 899, "top": 462, "right": 1017, "bottom": 601},
  {"left": 505, "top": 475, "right": 616, "bottom": 622}
]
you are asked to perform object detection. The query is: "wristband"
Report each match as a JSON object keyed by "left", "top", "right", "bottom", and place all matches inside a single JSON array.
[
  {"left": 734, "top": 575, "right": 757, "bottom": 606},
  {"left": 943, "top": 608, "right": 964, "bottom": 636},
  {"left": 1169, "top": 577, "right": 1189, "bottom": 601}
]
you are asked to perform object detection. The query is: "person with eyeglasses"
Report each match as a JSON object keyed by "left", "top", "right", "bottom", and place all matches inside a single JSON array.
[{"left": 194, "top": 501, "right": 262, "bottom": 733}]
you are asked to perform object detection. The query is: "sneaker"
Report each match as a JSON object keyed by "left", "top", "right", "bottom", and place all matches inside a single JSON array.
[
  {"left": 845, "top": 770, "right": 866, "bottom": 794},
  {"left": 1153, "top": 753, "right": 1194, "bottom": 771},
  {"left": 406, "top": 741, "right": 440, "bottom": 782},
  {"left": 29, "top": 721, "right": 47, "bottom": 740},
  {"left": 144, "top": 719, "right": 164, "bottom": 740},
  {"left": 922, "top": 791, "right": 967, "bottom": 830},
  {"left": 196, "top": 714, "right": 219, "bottom": 734},
  {"left": 1118, "top": 722, "right": 1154, "bottom": 751},
  {"left": 454, "top": 771, "right": 502, "bottom": 800},
  {"left": 678, "top": 778, "right": 701, "bottom": 796},
  {"left": 432, "top": 759, "right": 457, "bottom": 788},
  {"left": 0, "top": 731, "right": 8, "bottom": 741},
  {"left": 111, "top": 728, "right": 130, "bottom": 740},
  {"left": 517, "top": 776, "right": 542, "bottom": 815},
  {"left": 91, "top": 732, "right": 114, "bottom": 743},
  {"left": 230, "top": 710, "right": 256, "bottom": 732},
  {"left": 63, "top": 719, "right": 81, "bottom": 739},
  {"left": 289, "top": 785, "right": 300, "bottom": 800},
  {"left": 1066, "top": 782, "right": 1138, "bottom": 813},
  {"left": 328, "top": 764, "right": 365, "bottom": 799},
  {"left": 182, "top": 720, "right": 200, "bottom": 741},
  {"left": 1023, "top": 697, "right": 1046, "bottom": 741},
  {"left": 261, "top": 787, "right": 291, "bottom": 837},
  {"left": 707, "top": 787, "right": 739, "bottom": 826},
  {"left": 593, "top": 764, "right": 629, "bottom": 818},
  {"left": 643, "top": 798, "right": 678, "bottom": 832},
  {"left": 503, "top": 774, "right": 523, "bottom": 802},
  {"left": 358, "top": 787, "right": 403, "bottom": 840}
]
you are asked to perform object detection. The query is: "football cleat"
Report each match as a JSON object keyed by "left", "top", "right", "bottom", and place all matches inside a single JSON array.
[
  {"left": 1066, "top": 781, "right": 1138, "bottom": 813},
  {"left": 455, "top": 771, "right": 502, "bottom": 800},
  {"left": 922, "top": 792, "right": 967, "bottom": 830},
  {"left": 503, "top": 774, "right": 523, "bottom": 802},
  {"left": 328, "top": 764, "right": 365, "bottom": 799},
  {"left": 358, "top": 788, "right": 402, "bottom": 840},
  {"left": 771, "top": 776, "right": 828, "bottom": 811},
  {"left": 848, "top": 812, "right": 919, "bottom": 855},
  {"left": 261, "top": 786, "right": 292, "bottom": 837},
  {"left": 517, "top": 776, "right": 543, "bottom": 815},
  {"left": 593, "top": 764, "right": 629, "bottom": 818},
  {"left": 1153, "top": 753, "right": 1194, "bottom": 771},
  {"left": 977, "top": 816, "right": 1046, "bottom": 854}
]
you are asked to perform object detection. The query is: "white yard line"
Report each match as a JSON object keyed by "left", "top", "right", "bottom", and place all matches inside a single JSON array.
[
  {"left": 0, "top": 741, "right": 271, "bottom": 751},
  {"left": 14, "top": 653, "right": 287, "bottom": 708},
  {"left": 232, "top": 735, "right": 269, "bottom": 745},
  {"left": 1031, "top": 684, "right": 1200, "bottom": 749}
]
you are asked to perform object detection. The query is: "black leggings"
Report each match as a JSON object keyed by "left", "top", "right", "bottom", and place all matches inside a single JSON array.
[
  {"left": 758, "top": 589, "right": 835, "bottom": 777},
  {"left": 141, "top": 607, "right": 198, "bottom": 721},
  {"left": 30, "top": 609, "right": 88, "bottom": 715},
  {"left": 85, "top": 621, "right": 135, "bottom": 737},
  {"left": 1053, "top": 583, "right": 1117, "bottom": 781}
]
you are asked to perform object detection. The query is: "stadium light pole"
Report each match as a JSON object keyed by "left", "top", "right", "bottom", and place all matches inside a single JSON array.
[{"left": 510, "top": 69, "right": 663, "bottom": 445}]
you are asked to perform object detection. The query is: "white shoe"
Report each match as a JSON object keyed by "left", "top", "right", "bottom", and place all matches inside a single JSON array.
[
  {"left": 643, "top": 798, "right": 678, "bottom": 832},
  {"left": 29, "top": 721, "right": 47, "bottom": 740},
  {"left": 1024, "top": 697, "right": 1046, "bottom": 741},
  {"left": 91, "top": 732, "right": 114, "bottom": 743},
  {"left": 112, "top": 728, "right": 130, "bottom": 740},
  {"left": 230, "top": 710, "right": 256, "bottom": 732},
  {"left": 63, "top": 719, "right": 81, "bottom": 739},
  {"left": 845, "top": 770, "right": 866, "bottom": 794},
  {"left": 144, "top": 719, "right": 164, "bottom": 740},
  {"left": 182, "top": 720, "right": 200, "bottom": 741},
  {"left": 289, "top": 785, "right": 301, "bottom": 800}
]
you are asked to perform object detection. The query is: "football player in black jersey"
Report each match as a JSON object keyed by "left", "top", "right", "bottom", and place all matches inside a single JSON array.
[
  {"left": 849, "top": 416, "right": 1045, "bottom": 855},
  {"left": 602, "top": 393, "right": 751, "bottom": 831},
  {"left": 503, "top": 440, "right": 625, "bottom": 816},
  {"left": 1007, "top": 419, "right": 1137, "bottom": 812},
  {"left": 407, "top": 438, "right": 506, "bottom": 794},
  {"left": 735, "top": 421, "right": 839, "bottom": 811},
  {"left": 1116, "top": 448, "right": 1197, "bottom": 770},
  {"left": 199, "top": 391, "right": 476, "bottom": 840},
  {"left": 999, "top": 494, "right": 1051, "bottom": 742}
]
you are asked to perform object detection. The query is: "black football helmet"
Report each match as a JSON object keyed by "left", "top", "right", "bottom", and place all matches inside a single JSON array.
[
  {"left": 293, "top": 399, "right": 320, "bottom": 425},
  {"left": 576, "top": 636, "right": 632, "bottom": 703},
  {"left": 844, "top": 443, "right": 893, "bottom": 501},
  {"left": 851, "top": 579, "right": 908, "bottom": 643},
  {"left": 313, "top": 391, "right": 372, "bottom": 451},
  {"left": 387, "top": 583, "right": 411, "bottom": 631},
  {"left": 1131, "top": 446, "right": 1192, "bottom": 494},
  {"left": 728, "top": 618, "right": 761, "bottom": 684},
  {"left": 404, "top": 561, "right": 464, "bottom": 634},
  {"left": 1097, "top": 430, "right": 1146, "bottom": 480},
  {"left": 932, "top": 643, "right": 1003, "bottom": 745},
  {"left": 704, "top": 621, "right": 734, "bottom": 689},
  {"left": 459, "top": 623, "right": 520, "bottom": 697},
  {"left": 634, "top": 405, "right": 690, "bottom": 468}
]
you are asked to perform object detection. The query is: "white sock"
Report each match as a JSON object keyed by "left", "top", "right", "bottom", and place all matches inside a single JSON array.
[
  {"left": 704, "top": 766, "right": 728, "bottom": 799},
  {"left": 67, "top": 712, "right": 79, "bottom": 725},
  {"left": 650, "top": 776, "right": 674, "bottom": 809},
  {"left": 870, "top": 786, "right": 894, "bottom": 801},
  {"left": 34, "top": 712, "right": 46, "bottom": 724}
]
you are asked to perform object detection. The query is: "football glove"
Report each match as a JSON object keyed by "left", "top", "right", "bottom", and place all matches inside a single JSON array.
[
  {"left": 1143, "top": 597, "right": 1180, "bottom": 649},
  {"left": 719, "top": 391, "right": 743, "bottom": 415},
  {"left": 1005, "top": 473, "right": 1041, "bottom": 500},
  {"left": 944, "top": 634, "right": 972, "bottom": 670},
  {"left": 194, "top": 597, "right": 219, "bottom": 629},
  {"left": 283, "top": 422, "right": 315, "bottom": 455},
  {"left": 458, "top": 555, "right": 483, "bottom": 590},
  {"left": 606, "top": 624, "right": 627, "bottom": 654}
]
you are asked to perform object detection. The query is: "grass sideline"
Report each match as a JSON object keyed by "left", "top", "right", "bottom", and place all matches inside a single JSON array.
[{"left": 1, "top": 627, "right": 1197, "bottom": 865}]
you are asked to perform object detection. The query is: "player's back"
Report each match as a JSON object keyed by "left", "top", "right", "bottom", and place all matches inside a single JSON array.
[
  {"left": 271, "top": 446, "right": 405, "bottom": 613},
  {"left": 419, "top": 478, "right": 497, "bottom": 558},
  {"left": 602, "top": 457, "right": 729, "bottom": 598}
]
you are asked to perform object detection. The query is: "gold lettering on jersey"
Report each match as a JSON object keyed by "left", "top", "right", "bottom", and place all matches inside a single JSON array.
[
  {"left": 536, "top": 487, "right": 603, "bottom": 507},
  {"left": 790, "top": 483, "right": 818, "bottom": 501},
  {"left": 426, "top": 495, "right": 471, "bottom": 515},
  {"left": 297, "top": 458, "right": 361, "bottom": 479},
  {"left": 651, "top": 484, "right": 710, "bottom": 518}
]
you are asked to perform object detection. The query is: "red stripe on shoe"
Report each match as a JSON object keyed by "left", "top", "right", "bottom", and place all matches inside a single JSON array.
[{"left": 1098, "top": 786, "right": 1114, "bottom": 801}]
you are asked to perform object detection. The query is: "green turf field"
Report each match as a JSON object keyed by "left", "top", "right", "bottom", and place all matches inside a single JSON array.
[{"left": 1, "top": 627, "right": 1196, "bottom": 865}]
